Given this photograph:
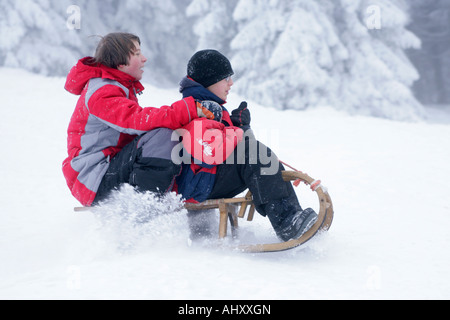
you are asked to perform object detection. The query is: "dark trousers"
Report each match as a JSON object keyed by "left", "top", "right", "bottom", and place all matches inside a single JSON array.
[{"left": 208, "top": 131, "right": 301, "bottom": 226}]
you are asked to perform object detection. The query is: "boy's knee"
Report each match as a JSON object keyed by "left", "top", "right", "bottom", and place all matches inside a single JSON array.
[{"left": 130, "top": 158, "right": 181, "bottom": 194}]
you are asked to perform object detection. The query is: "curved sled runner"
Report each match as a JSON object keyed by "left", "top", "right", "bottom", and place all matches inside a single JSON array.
[{"left": 185, "top": 170, "right": 334, "bottom": 253}]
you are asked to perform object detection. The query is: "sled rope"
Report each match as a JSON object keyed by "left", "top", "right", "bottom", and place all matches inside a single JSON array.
[
  {"left": 280, "top": 160, "right": 321, "bottom": 191},
  {"left": 310, "top": 179, "right": 322, "bottom": 191}
]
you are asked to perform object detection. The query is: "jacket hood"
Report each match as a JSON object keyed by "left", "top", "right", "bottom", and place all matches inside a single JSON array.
[
  {"left": 179, "top": 76, "right": 226, "bottom": 105},
  {"left": 65, "top": 57, "right": 144, "bottom": 95}
]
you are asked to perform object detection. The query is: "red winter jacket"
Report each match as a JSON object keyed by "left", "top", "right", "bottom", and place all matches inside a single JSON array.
[
  {"left": 63, "top": 57, "right": 197, "bottom": 206},
  {"left": 180, "top": 118, "right": 243, "bottom": 166}
]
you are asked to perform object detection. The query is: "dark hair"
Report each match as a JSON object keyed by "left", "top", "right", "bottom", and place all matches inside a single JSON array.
[{"left": 93, "top": 32, "right": 141, "bottom": 69}]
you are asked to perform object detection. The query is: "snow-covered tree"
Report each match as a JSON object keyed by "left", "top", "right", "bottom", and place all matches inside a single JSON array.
[
  {"left": 115, "top": 0, "right": 195, "bottom": 86},
  {"left": 0, "top": 0, "right": 431, "bottom": 120},
  {"left": 0, "top": 0, "right": 84, "bottom": 75},
  {"left": 407, "top": 0, "right": 450, "bottom": 105},
  {"left": 186, "top": 0, "right": 238, "bottom": 54},
  {"left": 334, "top": 0, "right": 424, "bottom": 119},
  {"left": 0, "top": 0, "right": 193, "bottom": 85},
  {"left": 230, "top": 0, "right": 424, "bottom": 120}
]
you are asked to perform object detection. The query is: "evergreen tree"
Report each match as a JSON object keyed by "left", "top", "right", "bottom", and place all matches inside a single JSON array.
[
  {"left": 407, "top": 0, "right": 450, "bottom": 105},
  {"left": 0, "top": 0, "right": 193, "bottom": 85},
  {"left": 230, "top": 0, "right": 424, "bottom": 120},
  {"left": 0, "top": 0, "right": 431, "bottom": 120},
  {"left": 186, "top": 0, "right": 237, "bottom": 53},
  {"left": 112, "top": 0, "right": 194, "bottom": 86},
  {"left": 0, "top": 0, "right": 84, "bottom": 75}
]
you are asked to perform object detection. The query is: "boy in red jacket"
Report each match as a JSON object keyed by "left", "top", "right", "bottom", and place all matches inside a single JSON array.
[
  {"left": 177, "top": 50, "right": 318, "bottom": 242},
  {"left": 63, "top": 33, "right": 216, "bottom": 206}
]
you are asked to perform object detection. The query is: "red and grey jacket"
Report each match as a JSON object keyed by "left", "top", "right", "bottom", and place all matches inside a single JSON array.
[{"left": 63, "top": 57, "right": 197, "bottom": 206}]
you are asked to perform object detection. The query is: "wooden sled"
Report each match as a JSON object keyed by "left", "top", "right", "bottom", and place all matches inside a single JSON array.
[
  {"left": 75, "top": 170, "right": 333, "bottom": 253},
  {"left": 185, "top": 170, "right": 334, "bottom": 253}
]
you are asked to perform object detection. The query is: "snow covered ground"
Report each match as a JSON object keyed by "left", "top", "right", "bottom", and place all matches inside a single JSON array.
[{"left": 1, "top": 68, "right": 450, "bottom": 300}]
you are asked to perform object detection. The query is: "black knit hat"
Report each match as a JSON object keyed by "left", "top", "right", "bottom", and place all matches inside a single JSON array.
[{"left": 187, "top": 49, "right": 234, "bottom": 88}]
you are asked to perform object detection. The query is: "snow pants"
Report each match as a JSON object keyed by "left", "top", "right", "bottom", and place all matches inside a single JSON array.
[{"left": 93, "top": 128, "right": 181, "bottom": 205}]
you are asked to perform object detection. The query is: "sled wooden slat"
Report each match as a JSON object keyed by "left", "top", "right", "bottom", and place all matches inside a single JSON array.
[
  {"left": 247, "top": 204, "right": 255, "bottom": 221},
  {"left": 186, "top": 198, "right": 242, "bottom": 239},
  {"left": 238, "top": 200, "right": 248, "bottom": 218},
  {"left": 74, "top": 206, "right": 91, "bottom": 212},
  {"left": 237, "top": 191, "right": 252, "bottom": 219}
]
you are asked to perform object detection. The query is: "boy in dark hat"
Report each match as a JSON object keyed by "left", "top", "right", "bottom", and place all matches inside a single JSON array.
[{"left": 177, "top": 49, "right": 318, "bottom": 242}]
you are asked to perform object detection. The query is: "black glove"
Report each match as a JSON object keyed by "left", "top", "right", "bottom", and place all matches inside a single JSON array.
[
  {"left": 230, "top": 101, "right": 250, "bottom": 128},
  {"left": 196, "top": 100, "right": 223, "bottom": 122}
]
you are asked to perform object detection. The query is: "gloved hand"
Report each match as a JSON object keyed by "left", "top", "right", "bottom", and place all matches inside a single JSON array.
[
  {"left": 196, "top": 100, "right": 223, "bottom": 122},
  {"left": 230, "top": 101, "right": 250, "bottom": 127}
]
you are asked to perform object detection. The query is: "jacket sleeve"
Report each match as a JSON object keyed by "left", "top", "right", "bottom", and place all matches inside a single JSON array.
[
  {"left": 221, "top": 109, "right": 233, "bottom": 127},
  {"left": 87, "top": 84, "right": 197, "bottom": 134}
]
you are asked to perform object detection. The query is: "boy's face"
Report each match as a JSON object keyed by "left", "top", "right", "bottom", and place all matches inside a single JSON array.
[
  {"left": 118, "top": 41, "right": 147, "bottom": 81},
  {"left": 207, "top": 76, "right": 233, "bottom": 102}
]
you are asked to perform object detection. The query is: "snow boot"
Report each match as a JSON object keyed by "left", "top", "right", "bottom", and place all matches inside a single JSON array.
[
  {"left": 256, "top": 177, "right": 318, "bottom": 241},
  {"left": 274, "top": 208, "right": 318, "bottom": 242}
]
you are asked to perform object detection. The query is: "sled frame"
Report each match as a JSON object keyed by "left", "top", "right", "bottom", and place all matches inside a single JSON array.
[
  {"left": 74, "top": 170, "right": 334, "bottom": 253},
  {"left": 185, "top": 170, "right": 334, "bottom": 253}
]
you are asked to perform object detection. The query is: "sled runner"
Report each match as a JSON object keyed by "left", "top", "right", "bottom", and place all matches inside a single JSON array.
[
  {"left": 74, "top": 170, "right": 333, "bottom": 253},
  {"left": 185, "top": 170, "right": 334, "bottom": 253}
]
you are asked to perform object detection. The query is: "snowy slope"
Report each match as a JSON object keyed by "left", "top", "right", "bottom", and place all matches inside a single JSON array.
[{"left": 1, "top": 68, "right": 450, "bottom": 300}]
